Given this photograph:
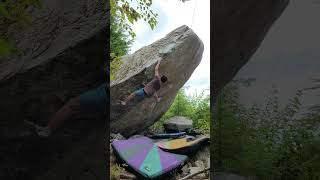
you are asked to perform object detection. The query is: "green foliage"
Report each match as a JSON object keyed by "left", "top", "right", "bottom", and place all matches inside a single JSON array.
[
  {"left": 212, "top": 80, "right": 320, "bottom": 179},
  {"left": 110, "top": 16, "right": 128, "bottom": 81},
  {"left": 189, "top": 90, "right": 210, "bottom": 133},
  {"left": 110, "top": 16, "right": 132, "bottom": 58},
  {"left": 110, "top": 0, "right": 158, "bottom": 80},
  {"left": 151, "top": 87, "right": 210, "bottom": 134},
  {"left": 110, "top": 164, "right": 125, "bottom": 180},
  {"left": 110, "top": 13, "right": 133, "bottom": 80},
  {"left": 0, "top": 0, "right": 42, "bottom": 56},
  {"left": 110, "top": 0, "right": 158, "bottom": 38},
  {"left": 110, "top": 53, "right": 123, "bottom": 80},
  {"left": 0, "top": 39, "right": 15, "bottom": 56}
]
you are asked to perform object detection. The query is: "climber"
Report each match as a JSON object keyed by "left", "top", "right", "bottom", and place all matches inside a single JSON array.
[
  {"left": 24, "top": 69, "right": 109, "bottom": 137},
  {"left": 120, "top": 57, "right": 168, "bottom": 105}
]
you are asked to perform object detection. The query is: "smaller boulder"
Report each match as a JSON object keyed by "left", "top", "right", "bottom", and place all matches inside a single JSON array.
[{"left": 163, "top": 116, "right": 193, "bottom": 132}]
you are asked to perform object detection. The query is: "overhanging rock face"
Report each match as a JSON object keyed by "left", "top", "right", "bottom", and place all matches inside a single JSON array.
[
  {"left": 212, "top": 0, "right": 289, "bottom": 99},
  {"left": 0, "top": 0, "right": 107, "bottom": 81},
  {"left": 0, "top": 0, "right": 107, "bottom": 123},
  {"left": 0, "top": 1, "right": 107, "bottom": 180},
  {"left": 110, "top": 25, "right": 204, "bottom": 137}
]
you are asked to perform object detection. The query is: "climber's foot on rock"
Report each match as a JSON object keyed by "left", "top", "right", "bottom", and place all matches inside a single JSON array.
[
  {"left": 24, "top": 120, "right": 51, "bottom": 138},
  {"left": 120, "top": 100, "right": 127, "bottom": 106}
]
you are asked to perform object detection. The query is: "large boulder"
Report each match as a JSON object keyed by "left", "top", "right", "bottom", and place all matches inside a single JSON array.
[
  {"left": 0, "top": 1, "right": 107, "bottom": 180},
  {"left": 163, "top": 116, "right": 193, "bottom": 132},
  {"left": 110, "top": 25, "right": 204, "bottom": 137}
]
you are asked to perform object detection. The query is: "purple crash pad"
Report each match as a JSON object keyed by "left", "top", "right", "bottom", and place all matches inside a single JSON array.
[{"left": 111, "top": 136, "right": 187, "bottom": 179}]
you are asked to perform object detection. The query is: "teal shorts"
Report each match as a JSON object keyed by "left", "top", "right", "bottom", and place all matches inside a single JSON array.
[
  {"left": 79, "top": 83, "right": 107, "bottom": 114},
  {"left": 135, "top": 88, "right": 147, "bottom": 99}
]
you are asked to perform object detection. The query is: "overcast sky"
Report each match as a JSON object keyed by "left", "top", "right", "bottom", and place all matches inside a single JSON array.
[
  {"left": 236, "top": 0, "right": 320, "bottom": 112},
  {"left": 129, "top": 0, "right": 210, "bottom": 96}
]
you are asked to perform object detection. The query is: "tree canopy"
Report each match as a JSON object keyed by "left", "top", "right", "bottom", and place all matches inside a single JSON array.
[
  {"left": 110, "top": 0, "right": 158, "bottom": 38},
  {"left": 212, "top": 80, "right": 320, "bottom": 179},
  {"left": 110, "top": 0, "right": 161, "bottom": 80}
]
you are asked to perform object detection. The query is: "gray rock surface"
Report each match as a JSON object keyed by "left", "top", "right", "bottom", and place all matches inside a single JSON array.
[
  {"left": 189, "top": 167, "right": 206, "bottom": 179},
  {"left": 0, "top": 0, "right": 107, "bottom": 125},
  {"left": 177, "top": 146, "right": 210, "bottom": 180},
  {"left": 194, "top": 160, "right": 205, "bottom": 170},
  {"left": 163, "top": 116, "right": 193, "bottom": 132},
  {"left": 110, "top": 25, "right": 204, "bottom": 136},
  {"left": 110, "top": 133, "right": 125, "bottom": 142},
  {"left": 0, "top": 0, "right": 107, "bottom": 81}
]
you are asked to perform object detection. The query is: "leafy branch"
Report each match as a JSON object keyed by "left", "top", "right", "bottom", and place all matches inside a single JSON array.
[{"left": 110, "top": 0, "right": 158, "bottom": 38}]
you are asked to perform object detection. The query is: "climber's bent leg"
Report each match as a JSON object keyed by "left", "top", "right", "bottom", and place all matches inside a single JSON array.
[
  {"left": 47, "top": 97, "right": 81, "bottom": 132},
  {"left": 43, "top": 83, "right": 107, "bottom": 136},
  {"left": 121, "top": 92, "right": 136, "bottom": 105},
  {"left": 121, "top": 88, "right": 146, "bottom": 105}
]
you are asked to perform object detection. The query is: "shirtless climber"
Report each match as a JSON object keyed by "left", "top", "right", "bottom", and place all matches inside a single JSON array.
[
  {"left": 120, "top": 57, "right": 168, "bottom": 105},
  {"left": 25, "top": 72, "right": 108, "bottom": 137}
]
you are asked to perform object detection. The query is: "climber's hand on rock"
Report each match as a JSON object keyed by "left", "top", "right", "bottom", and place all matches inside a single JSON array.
[{"left": 156, "top": 57, "right": 162, "bottom": 63}]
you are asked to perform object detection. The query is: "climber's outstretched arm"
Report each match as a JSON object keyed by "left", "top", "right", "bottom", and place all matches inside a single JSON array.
[{"left": 154, "top": 58, "right": 161, "bottom": 78}]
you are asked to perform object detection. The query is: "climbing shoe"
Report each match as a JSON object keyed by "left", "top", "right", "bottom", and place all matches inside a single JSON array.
[{"left": 24, "top": 120, "right": 51, "bottom": 137}]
